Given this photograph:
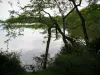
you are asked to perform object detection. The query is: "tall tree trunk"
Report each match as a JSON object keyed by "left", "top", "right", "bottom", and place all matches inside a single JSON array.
[
  {"left": 43, "top": 27, "right": 51, "bottom": 69},
  {"left": 62, "top": 16, "right": 66, "bottom": 36},
  {"left": 55, "top": 25, "right": 58, "bottom": 39},
  {"left": 62, "top": 16, "right": 69, "bottom": 48},
  {"left": 72, "top": 0, "right": 89, "bottom": 45}
]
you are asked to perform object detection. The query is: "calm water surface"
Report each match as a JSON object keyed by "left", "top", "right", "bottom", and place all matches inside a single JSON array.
[{"left": 0, "top": 27, "right": 62, "bottom": 64}]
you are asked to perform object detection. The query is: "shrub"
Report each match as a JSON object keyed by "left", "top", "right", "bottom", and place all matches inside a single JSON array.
[
  {"left": 38, "top": 53, "right": 100, "bottom": 75},
  {"left": 0, "top": 50, "right": 26, "bottom": 75},
  {"left": 37, "top": 41, "right": 100, "bottom": 75}
]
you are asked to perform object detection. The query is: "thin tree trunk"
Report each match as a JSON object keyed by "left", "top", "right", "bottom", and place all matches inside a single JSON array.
[
  {"left": 62, "top": 16, "right": 66, "bottom": 36},
  {"left": 56, "top": 25, "right": 58, "bottom": 39},
  {"left": 43, "top": 27, "right": 52, "bottom": 69},
  {"left": 72, "top": 0, "right": 89, "bottom": 45},
  {"left": 62, "top": 16, "right": 67, "bottom": 45},
  {"left": 62, "top": 16, "right": 68, "bottom": 48},
  {"left": 55, "top": 23, "right": 75, "bottom": 44}
]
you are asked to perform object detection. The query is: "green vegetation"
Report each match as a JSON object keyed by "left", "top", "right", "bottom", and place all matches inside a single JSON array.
[
  {"left": 37, "top": 4, "right": 100, "bottom": 75},
  {"left": 67, "top": 4, "right": 100, "bottom": 40},
  {"left": 1, "top": 0, "right": 100, "bottom": 75},
  {"left": 0, "top": 50, "right": 26, "bottom": 75},
  {"left": 37, "top": 41, "right": 100, "bottom": 75}
]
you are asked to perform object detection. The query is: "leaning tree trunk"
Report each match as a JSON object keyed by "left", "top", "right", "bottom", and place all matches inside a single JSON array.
[
  {"left": 43, "top": 27, "right": 52, "bottom": 69},
  {"left": 62, "top": 15, "right": 66, "bottom": 36},
  {"left": 71, "top": 0, "right": 89, "bottom": 45},
  {"left": 62, "top": 16, "right": 70, "bottom": 48}
]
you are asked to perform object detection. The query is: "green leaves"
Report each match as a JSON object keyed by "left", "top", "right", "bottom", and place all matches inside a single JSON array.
[
  {"left": 0, "top": 50, "right": 26, "bottom": 75},
  {"left": 67, "top": 4, "right": 100, "bottom": 40}
]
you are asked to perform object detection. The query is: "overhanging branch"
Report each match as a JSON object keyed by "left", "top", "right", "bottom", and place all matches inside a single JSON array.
[
  {"left": 71, "top": 0, "right": 89, "bottom": 45},
  {"left": 64, "top": 0, "right": 82, "bottom": 19},
  {"left": 42, "top": 10, "right": 75, "bottom": 43}
]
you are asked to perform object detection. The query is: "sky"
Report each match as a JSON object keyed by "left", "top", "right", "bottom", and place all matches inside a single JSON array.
[
  {"left": 0, "top": 0, "right": 88, "bottom": 20},
  {"left": 0, "top": 0, "right": 30, "bottom": 20},
  {"left": 0, "top": 0, "right": 88, "bottom": 64}
]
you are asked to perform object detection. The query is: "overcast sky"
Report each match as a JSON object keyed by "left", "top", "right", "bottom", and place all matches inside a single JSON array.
[
  {"left": 0, "top": 0, "right": 30, "bottom": 20},
  {"left": 0, "top": 0, "right": 89, "bottom": 20}
]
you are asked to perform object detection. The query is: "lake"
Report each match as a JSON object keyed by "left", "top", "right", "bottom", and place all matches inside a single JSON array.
[{"left": 0, "top": 27, "right": 62, "bottom": 64}]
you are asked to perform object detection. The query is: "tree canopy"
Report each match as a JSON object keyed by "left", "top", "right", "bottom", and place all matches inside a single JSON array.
[{"left": 67, "top": 4, "right": 100, "bottom": 40}]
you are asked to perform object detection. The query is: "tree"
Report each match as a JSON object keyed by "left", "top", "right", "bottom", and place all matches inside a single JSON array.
[
  {"left": 71, "top": 0, "right": 89, "bottom": 45},
  {"left": 4, "top": 0, "right": 89, "bottom": 69},
  {"left": 66, "top": 4, "right": 100, "bottom": 40}
]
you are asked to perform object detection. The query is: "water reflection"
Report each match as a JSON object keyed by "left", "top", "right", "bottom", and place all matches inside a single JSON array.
[{"left": 0, "top": 28, "right": 62, "bottom": 64}]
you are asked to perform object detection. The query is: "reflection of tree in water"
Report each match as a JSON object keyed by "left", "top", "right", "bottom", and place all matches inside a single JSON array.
[{"left": 3, "top": 27, "right": 24, "bottom": 50}]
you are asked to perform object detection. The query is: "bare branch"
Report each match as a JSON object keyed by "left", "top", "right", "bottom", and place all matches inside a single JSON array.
[
  {"left": 54, "top": 0, "right": 63, "bottom": 15},
  {"left": 42, "top": 10, "right": 75, "bottom": 43},
  {"left": 42, "top": 10, "right": 56, "bottom": 24},
  {"left": 64, "top": 0, "right": 82, "bottom": 19}
]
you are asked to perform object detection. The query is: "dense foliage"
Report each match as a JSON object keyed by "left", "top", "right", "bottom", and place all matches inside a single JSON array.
[
  {"left": 0, "top": 50, "right": 26, "bottom": 75},
  {"left": 37, "top": 41, "right": 100, "bottom": 75},
  {"left": 67, "top": 4, "right": 100, "bottom": 40}
]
